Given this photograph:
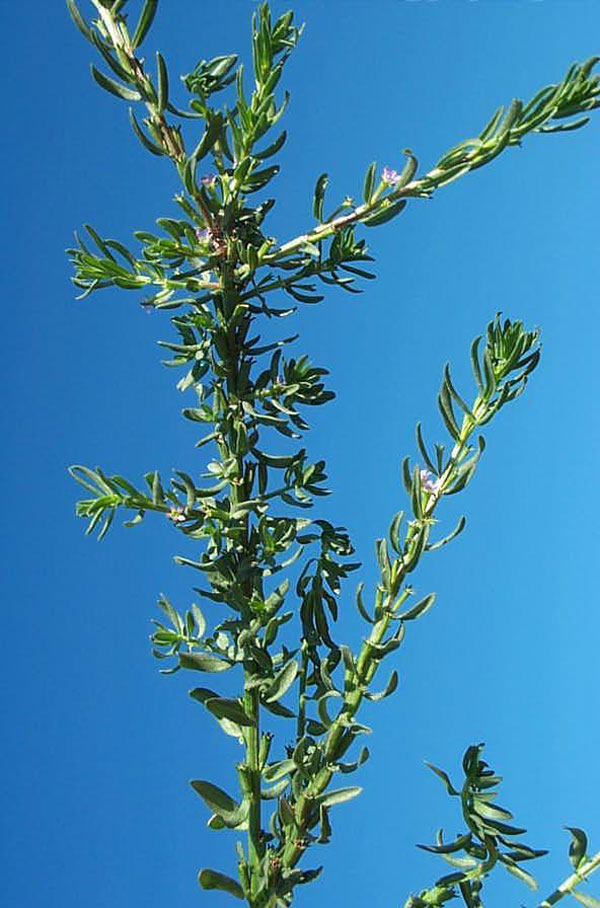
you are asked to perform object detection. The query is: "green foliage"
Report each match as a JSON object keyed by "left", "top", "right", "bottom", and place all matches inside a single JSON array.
[
  {"left": 66, "top": 2, "right": 600, "bottom": 907},
  {"left": 408, "top": 745, "right": 549, "bottom": 906},
  {"left": 408, "top": 754, "right": 600, "bottom": 908}
]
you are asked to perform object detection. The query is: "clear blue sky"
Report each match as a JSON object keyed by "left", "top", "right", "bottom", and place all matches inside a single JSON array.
[{"left": 2, "top": 1, "right": 599, "bottom": 906}]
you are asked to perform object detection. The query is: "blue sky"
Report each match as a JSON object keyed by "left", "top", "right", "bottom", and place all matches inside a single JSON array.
[{"left": 1, "top": 1, "right": 599, "bottom": 907}]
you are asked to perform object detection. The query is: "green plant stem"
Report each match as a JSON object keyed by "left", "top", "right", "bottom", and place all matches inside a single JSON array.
[
  {"left": 296, "top": 641, "right": 309, "bottom": 741},
  {"left": 91, "top": 0, "right": 186, "bottom": 164},
  {"left": 265, "top": 161, "right": 463, "bottom": 263},
  {"left": 281, "top": 397, "right": 487, "bottom": 872},
  {"left": 539, "top": 853, "right": 600, "bottom": 906},
  {"left": 217, "top": 251, "right": 266, "bottom": 901},
  {"left": 267, "top": 59, "right": 600, "bottom": 266},
  {"left": 89, "top": 0, "right": 219, "bottom": 234},
  {"left": 266, "top": 195, "right": 391, "bottom": 264},
  {"left": 244, "top": 683, "right": 263, "bottom": 884}
]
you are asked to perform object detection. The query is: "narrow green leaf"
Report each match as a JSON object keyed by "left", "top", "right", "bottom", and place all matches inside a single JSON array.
[
  {"left": 540, "top": 115, "right": 591, "bottom": 133},
  {"left": 473, "top": 798, "right": 513, "bottom": 821},
  {"left": 157, "top": 594, "right": 183, "bottom": 632},
  {"left": 436, "top": 871, "right": 466, "bottom": 887},
  {"left": 396, "top": 148, "right": 418, "bottom": 187},
  {"left": 263, "top": 759, "right": 296, "bottom": 783},
  {"left": 173, "top": 470, "right": 196, "bottom": 508},
  {"left": 132, "top": 0, "right": 158, "bottom": 49},
  {"left": 364, "top": 670, "right": 399, "bottom": 702},
  {"left": 336, "top": 747, "right": 370, "bottom": 775},
  {"left": 189, "top": 114, "right": 222, "bottom": 170},
  {"left": 180, "top": 652, "right": 233, "bottom": 672},
  {"left": 91, "top": 65, "right": 141, "bottom": 101},
  {"left": 567, "top": 827, "right": 589, "bottom": 870},
  {"left": 366, "top": 635, "right": 402, "bottom": 659},
  {"left": 502, "top": 859, "right": 538, "bottom": 891},
  {"left": 470, "top": 336, "right": 484, "bottom": 391},
  {"left": 475, "top": 816, "right": 526, "bottom": 836},
  {"left": 317, "top": 690, "right": 342, "bottom": 728},
  {"left": 388, "top": 510, "right": 405, "bottom": 556},
  {"left": 255, "top": 130, "right": 287, "bottom": 161},
  {"left": 261, "top": 699, "right": 296, "bottom": 719},
  {"left": 571, "top": 892, "right": 600, "bottom": 908},
  {"left": 189, "top": 689, "right": 245, "bottom": 740},
  {"left": 313, "top": 173, "right": 329, "bottom": 221},
  {"left": 123, "top": 510, "right": 145, "bottom": 527},
  {"left": 129, "top": 108, "right": 165, "bottom": 156},
  {"left": 98, "top": 509, "right": 115, "bottom": 541},
  {"left": 191, "top": 604, "right": 206, "bottom": 637},
  {"left": 191, "top": 779, "right": 237, "bottom": 816},
  {"left": 418, "top": 831, "right": 473, "bottom": 855},
  {"left": 427, "top": 516, "right": 467, "bottom": 552},
  {"left": 479, "top": 105, "right": 504, "bottom": 142},
  {"left": 262, "top": 660, "right": 298, "bottom": 704},
  {"left": 398, "top": 592, "right": 435, "bottom": 621},
  {"left": 66, "top": 0, "right": 92, "bottom": 42},
  {"left": 318, "top": 805, "right": 332, "bottom": 843},
  {"left": 504, "top": 844, "right": 548, "bottom": 862},
  {"left": 363, "top": 160, "right": 377, "bottom": 203},
  {"left": 278, "top": 797, "right": 295, "bottom": 829},
  {"left": 402, "top": 456, "right": 413, "bottom": 495},
  {"left": 339, "top": 644, "right": 357, "bottom": 677},
  {"left": 482, "top": 347, "right": 497, "bottom": 397},
  {"left": 189, "top": 686, "right": 219, "bottom": 704},
  {"left": 198, "top": 869, "right": 244, "bottom": 900},
  {"left": 438, "top": 385, "right": 461, "bottom": 441},
  {"left": 411, "top": 464, "right": 423, "bottom": 519},
  {"left": 242, "top": 164, "right": 280, "bottom": 193},
  {"left": 261, "top": 778, "right": 289, "bottom": 800},
  {"left": 355, "top": 582, "right": 374, "bottom": 624},
  {"left": 205, "top": 698, "right": 255, "bottom": 727},
  {"left": 425, "top": 762, "right": 459, "bottom": 796},
  {"left": 416, "top": 422, "right": 436, "bottom": 473},
  {"left": 363, "top": 198, "right": 407, "bottom": 227},
  {"left": 443, "top": 364, "right": 472, "bottom": 415},
  {"left": 317, "top": 786, "right": 362, "bottom": 809},
  {"left": 156, "top": 51, "right": 169, "bottom": 111}
]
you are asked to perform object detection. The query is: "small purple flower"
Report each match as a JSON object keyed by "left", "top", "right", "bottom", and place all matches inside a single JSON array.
[
  {"left": 167, "top": 505, "right": 187, "bottom": 523},
  {"left": 140, "top": 299, "right": 154, "bottom": 315},
  {"left": 195, "top": 227, "right": 212, "bottom": 244},
  {"left": 420, "top": 469, "right": 441, "bottom": 494},
  {"left": 382, "top": 165, "right": 402, "bottom": 186},
  {"left": 201, "top": 173, "right": 218, "bottom": 188}
]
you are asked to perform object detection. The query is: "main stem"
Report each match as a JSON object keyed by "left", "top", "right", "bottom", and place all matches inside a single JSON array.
[
  {"left": 244, "top": 683, "right": 262, "bottom": 886},
  {"left": 218, "top": 255, "right": 265, "bottom": 902}
]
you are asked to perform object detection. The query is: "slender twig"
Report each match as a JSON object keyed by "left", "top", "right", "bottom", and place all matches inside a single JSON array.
[{"left": 539, "top": 853, "right": 600, "bottom": 906}]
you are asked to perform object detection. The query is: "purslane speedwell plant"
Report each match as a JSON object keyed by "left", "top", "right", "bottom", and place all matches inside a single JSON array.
[{"left": 66, "top": 2, "right": 600, "bottom": 906}]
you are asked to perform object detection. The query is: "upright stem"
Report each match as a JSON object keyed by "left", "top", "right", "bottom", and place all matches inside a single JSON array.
[
  {"left": 218, "top": 254, "right": 265, "bottom": 902},
  {"left": 244, "top": 683, "right": 263, "bottom": 887},
  {"left": 296, "top": 641, "right": 309, "bottom": 741}
]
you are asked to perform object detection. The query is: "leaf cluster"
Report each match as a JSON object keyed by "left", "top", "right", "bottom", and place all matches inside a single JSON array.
[{"left": 406, "top": 745, "right": 548, "bottom": 907}]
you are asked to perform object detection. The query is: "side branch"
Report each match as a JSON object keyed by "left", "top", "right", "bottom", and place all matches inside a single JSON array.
[
  {"left": 269, "top": 57, "right": 600, "bottom": 263},
  {"left": 279, "top": 317, "right": 541, "bottom": 880}
]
